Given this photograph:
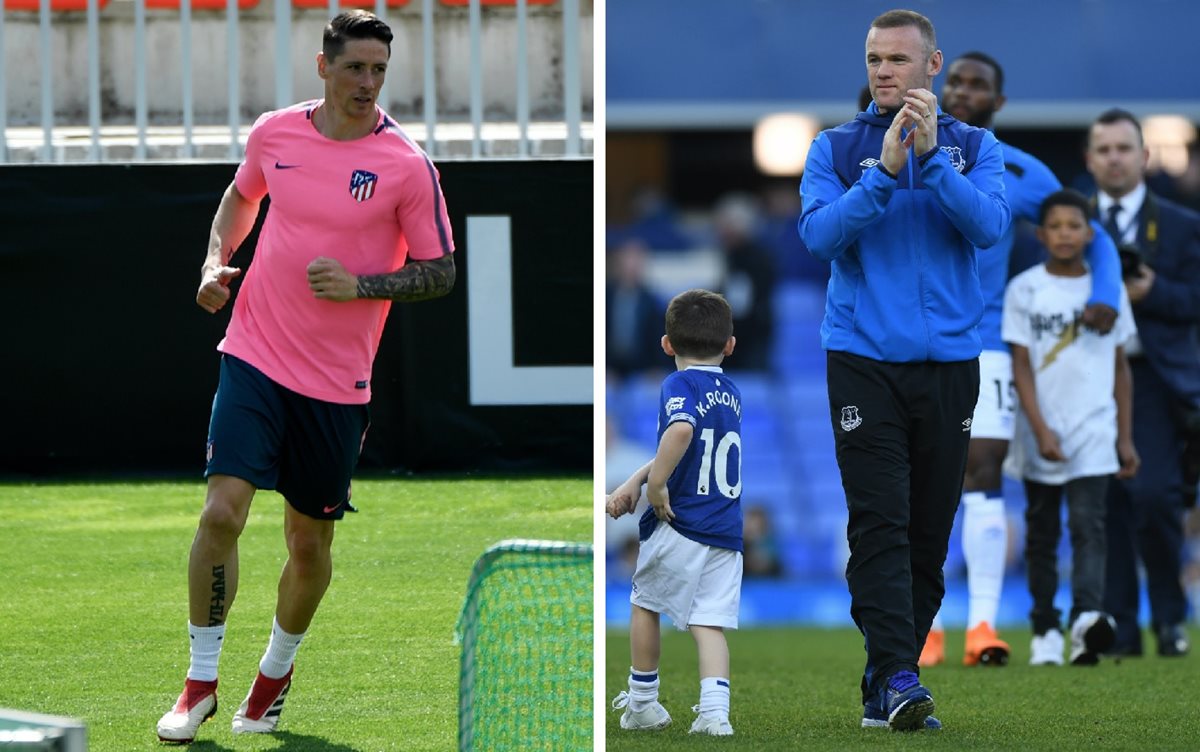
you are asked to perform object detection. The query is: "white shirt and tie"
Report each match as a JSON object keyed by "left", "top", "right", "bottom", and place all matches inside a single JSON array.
[
  {"left": 1096, "top": 182, "right": 1147, "bottom": 247},
  {"left": 1096, "top": 181, "right": 1147, "bottom": 356}
]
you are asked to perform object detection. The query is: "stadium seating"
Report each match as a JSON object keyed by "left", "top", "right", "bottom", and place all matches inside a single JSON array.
[
  {"left": 290, "top": 0, "right": 408, "bottom": 7},
  {"left": 440, "top": 0, "right": 556, "bottom": 5},
  {"left": 4, "top": 0, "right": 109, "bottom": 10},
  {"left": 142, "top": 0, "right": 259, "bottom": 7}
]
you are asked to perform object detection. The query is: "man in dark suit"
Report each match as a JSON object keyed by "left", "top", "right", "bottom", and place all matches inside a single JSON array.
[
  {"left": 1087, "top": 108, "right": 1200, "bottom": 657},
  {"left": 713, "top": 193, "right": 777, "bottom": 372}
]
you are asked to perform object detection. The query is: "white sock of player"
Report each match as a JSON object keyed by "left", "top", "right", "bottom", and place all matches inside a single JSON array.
[
  {"left": 963, "top": 491, "right": 1007, "bottom": 628},
  {"left": 627, "top": 667, "right": 659, "bottom": 712},
  {"left": 698, "top": 677, "right": 730, "bottom": 720},
  {"left": 929, "top": 612, "right": 944, "bottom": 633},
  {"left": 186, "top": 622, "right": 225, "bottom": 682},
  {"left": 258, "top": 617, "right": 304, "bottom": 679}
]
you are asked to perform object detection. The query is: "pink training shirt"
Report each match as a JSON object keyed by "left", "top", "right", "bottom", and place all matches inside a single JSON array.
[{"left": 219, "top": 101, "right": 454, "bottom": 404}]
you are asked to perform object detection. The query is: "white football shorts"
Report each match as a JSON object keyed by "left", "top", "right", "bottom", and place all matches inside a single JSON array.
[
  {"left": 971, "top": 349, "right": 1016, "bottom": 441},
  {"left": 629, "top": 521, "right": 742, "bottom": 630}
]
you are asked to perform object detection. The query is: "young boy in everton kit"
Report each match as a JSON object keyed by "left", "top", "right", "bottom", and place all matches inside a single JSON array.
[{"left": 606, "top": 289, "right": 744, "bottom": 737}]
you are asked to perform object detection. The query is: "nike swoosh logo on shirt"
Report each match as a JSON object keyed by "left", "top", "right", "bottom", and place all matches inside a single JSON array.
[{"left": 275, "top": 161, "right": 301, "bottom": 169}]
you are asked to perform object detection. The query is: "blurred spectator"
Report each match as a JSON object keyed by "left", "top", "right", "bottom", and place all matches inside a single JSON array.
[
  {"left": 606, "top": 239, "right": 667, "bottom": 381},
  {"left": 759, "top": 87, "right": 859, "bottom": 287},
  {"left": 743, "top": 506, "right": 783, "bottom": 578},
  {"left": 759, "top": 183, "right": 831, "bottom": 286},
  {"left": 605, "top": 414, "right": 650, "bottom": 492},
  {"left": 608, "top": 184, "right": 696, "bottom": 252},
  {"left": 713, "top": 193, "right": 777, "bottom": 371},
  {"left": 605, "top": 415, "right": 648, "bottom": 582},
  {"left": 1171, "top": 141, "right": 1200, "bottom": 213},
  {"left": 1007, "top": 213, "right": 1047, "bottom": 279},
  {"left": 1184, "top": 507, "right": 1200, "bottom": 624}
]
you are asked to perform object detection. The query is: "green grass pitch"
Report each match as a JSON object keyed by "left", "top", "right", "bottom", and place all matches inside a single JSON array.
[
  {"left": 605, "top": 625, "right": 1200, "bottom": 750},
  {"left": 0, "top": 477, "right": 590, "bottom": 751}
]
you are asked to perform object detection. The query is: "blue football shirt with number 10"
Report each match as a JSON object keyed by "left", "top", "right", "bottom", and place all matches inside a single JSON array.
[{"left": 638, "top": 365, "right": 744, "bottom": 552}]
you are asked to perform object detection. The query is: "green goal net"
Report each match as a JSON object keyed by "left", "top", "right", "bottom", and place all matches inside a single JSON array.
[{"left": 455, "top": 539, "right": 592, "bottom": 752}]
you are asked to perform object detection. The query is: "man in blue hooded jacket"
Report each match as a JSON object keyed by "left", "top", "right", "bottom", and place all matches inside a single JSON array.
[{"left": 798, "top": 9, "right": 1010, "bottom": 731}]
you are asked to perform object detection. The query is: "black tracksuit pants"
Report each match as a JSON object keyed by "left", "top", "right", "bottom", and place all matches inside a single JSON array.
[{"left": 826, "top": 351, "right": 978, "bottom": 702}]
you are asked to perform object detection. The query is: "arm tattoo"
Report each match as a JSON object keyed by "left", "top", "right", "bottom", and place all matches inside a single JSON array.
[{"left": 355, "top": 254, "right": 456, "bottom": 302}]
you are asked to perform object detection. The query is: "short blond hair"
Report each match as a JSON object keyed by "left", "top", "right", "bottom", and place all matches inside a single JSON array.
[{"left": 870, "top": 9, "right": 937, "bottom": 57}]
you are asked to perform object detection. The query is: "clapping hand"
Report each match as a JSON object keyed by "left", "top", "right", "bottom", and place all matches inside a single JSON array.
[
  {"left": 881, "top": 88, "right": 939, "bottom": 174},
  {"left": 880, "top": 108, "right": 916, "bottom": 175},
  {"left": 899, "top": 88, "right": 939, "bottom": 156}
]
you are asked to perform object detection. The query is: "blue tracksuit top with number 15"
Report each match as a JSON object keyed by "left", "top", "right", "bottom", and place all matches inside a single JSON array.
[{"left": 798, "top": 102, "right": 1011, "bottom": 363}]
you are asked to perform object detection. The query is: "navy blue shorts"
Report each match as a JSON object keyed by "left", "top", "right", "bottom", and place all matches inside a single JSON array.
[{"left": 205, "top": 354, "right": 370, "bottom": 521}]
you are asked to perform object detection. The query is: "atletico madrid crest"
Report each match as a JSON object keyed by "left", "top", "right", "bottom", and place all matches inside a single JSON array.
[{"left": 349, "top": 169, "right": 378, "bottom": 202}]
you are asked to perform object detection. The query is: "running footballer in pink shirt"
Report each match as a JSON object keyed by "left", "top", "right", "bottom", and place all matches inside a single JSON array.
[
  {"left": 157, "top": 11, "right": 455, "bottom": 744},
  {"left": 221, "top": 97, "right": 452, "bottom": 403}
]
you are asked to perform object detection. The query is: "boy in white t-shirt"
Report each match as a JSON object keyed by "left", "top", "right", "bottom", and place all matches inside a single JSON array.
[{"left": 1002, "top": 189, "right": 1140, "bottom": 667}]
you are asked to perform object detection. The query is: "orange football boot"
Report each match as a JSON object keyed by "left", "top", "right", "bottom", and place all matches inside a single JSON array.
[
  {"left": 918, "top": 629, "right": 945, "bottom": 667},
  {"left": 963, "top": 622, "right": 1010, "bottom": 666}
]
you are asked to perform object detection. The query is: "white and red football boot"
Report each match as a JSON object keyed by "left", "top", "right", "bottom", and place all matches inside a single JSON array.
[
  {"left": 231, "top": 666, "right": 293, "bottom": 734},
  {"left": 156, "top": 678, "right": 218, "bottom": 744}
]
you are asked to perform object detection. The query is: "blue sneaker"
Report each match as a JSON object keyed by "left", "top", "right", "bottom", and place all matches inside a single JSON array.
[
  {"left": 862, "top": 693, "right": 941, "bottom": 730},
  {"left": 882, "top": 671, "right": 935, "bottom": 731}
]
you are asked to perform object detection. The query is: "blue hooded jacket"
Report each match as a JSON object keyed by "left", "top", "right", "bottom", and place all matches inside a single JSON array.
[{"left": 798, "top": 103, "right": 1010, "bottom": 362}]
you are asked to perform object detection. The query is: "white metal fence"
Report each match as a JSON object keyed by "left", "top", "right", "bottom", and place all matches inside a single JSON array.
[{"left": 0, "top": 0, "right": 591, "bottom": 161}]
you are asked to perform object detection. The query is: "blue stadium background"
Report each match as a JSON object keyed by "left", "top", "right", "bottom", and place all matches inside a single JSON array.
[{"left": 604, "top": 0, "right": 1200, "bottom": 630}]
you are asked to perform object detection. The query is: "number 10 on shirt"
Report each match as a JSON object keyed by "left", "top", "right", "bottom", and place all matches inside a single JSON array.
[{"left": 696, "top": 429, "right": 742, "bottom": 498}]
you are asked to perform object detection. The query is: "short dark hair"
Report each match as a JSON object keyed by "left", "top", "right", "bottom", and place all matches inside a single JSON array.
[
  {"left": 1038, "top": 188, "right": 1091, "bottom": 226},
  {"left": 956, "top": 50, "right": 1004, "bottom": 95},
  {"left": 1091, "top": 107, "right": 1144, "bottom": 147},
  {"left": 323, "top": 10, "right": 393, "bottom": 61},
  {"left": 664, "top": 290, "right": 733, "bottom": 359},
  {"left": 870, "top": 9, "right": 937, "bottom": 57}
]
